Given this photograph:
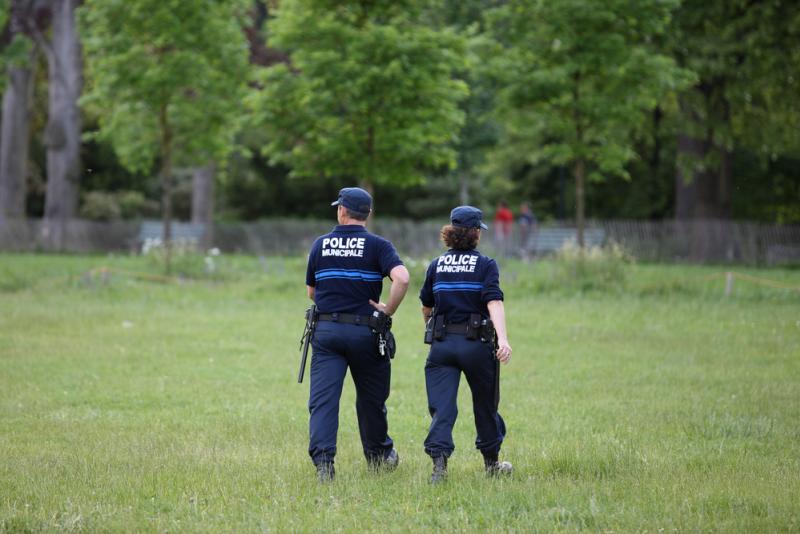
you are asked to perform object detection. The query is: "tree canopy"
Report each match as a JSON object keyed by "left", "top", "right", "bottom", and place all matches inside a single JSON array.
[
  {"left": 80, "top": 0, "right": 250, "bottom": 174},
  {"left": 486, "top": 0, "right": 693, "bottom": 242},
  {"left": 1, "top": 0, "right": 799, "bottom": 226},
  {"left": 248, "top": 0, "right": 469, "bottom": 190}
]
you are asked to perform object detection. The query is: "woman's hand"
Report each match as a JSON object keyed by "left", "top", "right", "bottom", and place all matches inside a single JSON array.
[{"left": 495, "top": 338, "right": 512, "bottom": 364}]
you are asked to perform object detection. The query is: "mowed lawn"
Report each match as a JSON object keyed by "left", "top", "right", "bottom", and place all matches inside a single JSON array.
[{"left": 1, "top": 253, "right": 799, "bottom": 532}]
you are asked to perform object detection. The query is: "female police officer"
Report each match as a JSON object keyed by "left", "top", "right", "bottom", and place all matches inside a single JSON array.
[{"left": 419, "top": 206, "right": 513, "bottom": 483}]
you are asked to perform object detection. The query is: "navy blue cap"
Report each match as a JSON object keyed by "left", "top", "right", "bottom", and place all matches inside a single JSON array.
[
  {"left": 450, "top": 205, "right": 488, "bottom": 230},
  {"left": 331, "top": 187, "right": 372, "bottom": 214}
]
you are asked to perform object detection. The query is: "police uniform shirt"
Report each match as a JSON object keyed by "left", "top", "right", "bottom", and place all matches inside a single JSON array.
[
  {"left": 306, "top": 225, "right": 404, "bottom": 316},
  {"left": 419, "top": 249, "right": 504, "bottom": 324}
]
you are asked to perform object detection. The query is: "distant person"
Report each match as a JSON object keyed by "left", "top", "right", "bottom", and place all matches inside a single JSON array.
[
  {"left": 517, "top": 202, "right": 537, "bottom": 260},
  {"left": 419, "top": 206, "right": 513, "bottom": 483},
  {"left": 493, "top": 201, "right": 513, "bottom": 257},
  {"left": 304, "top": 187, "right": 410, "bottom": 482}
]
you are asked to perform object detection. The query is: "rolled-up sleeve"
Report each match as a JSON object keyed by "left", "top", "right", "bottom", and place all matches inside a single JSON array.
[
  {"left": 378, "top": 239, "right": 404, "bottom": 277},
  {"left": 419, "top": 261, "right": 436, "bottom": 307},
  {"left": 480, "top": 259, "right": 504, "bottom": 302},
  {"left": 305, "top": 240, "right": 319, "bottom": 287}
]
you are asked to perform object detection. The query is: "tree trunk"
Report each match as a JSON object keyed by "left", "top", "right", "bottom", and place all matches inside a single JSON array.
[
  {"left": 716, "top": 147, "right": 732, "bottom": 217},
  {"left": 0, "top": 53, "right": 36, "bottom": 222},
  {"left": 191, "top": 162, "right": 215, "bottom": 249},
  {"left": 42, "top": 0, "right": 83, "bottom": 249},
  {"left": 675, "top": 134, "right": 732, "bottom": 219},
  {"left": 675, "top": 133, "right": 704, "bottom": 219},
  {"left": 360, "top": 179, "right": 374, "bottom": 226},
  {"left": 458, "top": 172, "right": 469, "bottom": 205},
  {"left": 159, "top": 103, "right": 173, "bottom": 273},
  {"left": 675, "top": 132, "right": 734, "bottom": 261},
  {"left": 574, "top": 158, "right": 586, "bottom": 248}
]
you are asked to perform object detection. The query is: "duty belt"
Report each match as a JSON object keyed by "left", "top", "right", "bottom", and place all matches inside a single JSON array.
[
  {"left": 317, "top": 313, "right": 373, "bottom": 326},
  {"left": 425, "top": 313, "right": 495, "bottom": 344},
  {"left": 443, "top": 323, "right": 472, "bottom": 335}
]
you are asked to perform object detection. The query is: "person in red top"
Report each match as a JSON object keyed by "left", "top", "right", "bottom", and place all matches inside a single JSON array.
[{"left": 493, "top": 201, "right": 514, "bottom": 257}]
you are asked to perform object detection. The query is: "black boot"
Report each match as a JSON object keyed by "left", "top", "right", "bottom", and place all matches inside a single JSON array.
[
  {"left": 367, "top": 448, "right": 400, "bottom": 472},
  {"left": 484, "top": 454, "right": 513, "bottom": 477},
  {"left": 316, "top": 461, "right": 335, "bottom": 483},
  {"left": 430, "top": 456, "right": 447, "bottom": 484}
]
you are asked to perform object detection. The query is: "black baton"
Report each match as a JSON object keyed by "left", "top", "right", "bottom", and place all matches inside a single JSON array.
[
  {"left": 298, "top": 304, "right": 317, "bottom": 383},
  {"left": 493, "top": 332, "right": 500, "bottom": 410}
]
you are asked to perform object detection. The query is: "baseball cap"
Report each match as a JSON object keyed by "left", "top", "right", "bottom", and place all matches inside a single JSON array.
[
  {"left": 331, "top": 187, "right": 372, "bottom": 215},
  {"left": 450, "top": 205, "right": 488, "bottom": 230}
]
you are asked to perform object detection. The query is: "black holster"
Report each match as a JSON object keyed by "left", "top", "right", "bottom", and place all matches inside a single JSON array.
[
  {"left": 466, "top": 313, "right": 482, "bottom": 340},
  {"left": 370, "top": 311, "right": 395, "bottom": 359},
  {"left": 424, "top": 316, "right": 434, "bottom": 345},
  {"left": 433, "top": 315, "right": 446, "bottom": 341},
  {"left": 479, "top": 318, "right": 496, "bottom": 344},
  {"left": 424, "top": 315, "right": 446, "bottom": 344}
]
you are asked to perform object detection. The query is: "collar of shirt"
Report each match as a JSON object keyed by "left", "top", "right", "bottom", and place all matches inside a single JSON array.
[{"left": 334, "top": 224, "right": 368, "bottom": 233}]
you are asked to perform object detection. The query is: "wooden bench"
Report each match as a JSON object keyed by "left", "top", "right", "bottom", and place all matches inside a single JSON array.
[
  {"left": 137, "top": 220, "right": 206, "bottom": 250},
  {"left": 527, "top": 227, "right": 606, "bottom": 255}
]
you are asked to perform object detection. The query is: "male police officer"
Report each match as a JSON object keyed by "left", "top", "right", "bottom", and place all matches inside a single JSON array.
[{"left": 305, "top": 187, "right": 410, "bottom": 482}]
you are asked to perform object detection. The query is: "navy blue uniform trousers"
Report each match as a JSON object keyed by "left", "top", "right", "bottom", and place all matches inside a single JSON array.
[
  {"left": 308, "top": 321, "right": 393, "bottom": 465},
  {"left": 424, "top": 333, "right": 506, "bottom": 459}
]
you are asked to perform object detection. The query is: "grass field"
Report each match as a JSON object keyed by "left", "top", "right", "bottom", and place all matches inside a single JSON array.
[{"left": 1, "top": 252, "right": 799, "bottom": 532}]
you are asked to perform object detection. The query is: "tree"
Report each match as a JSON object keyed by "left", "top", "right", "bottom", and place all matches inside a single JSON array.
[
  {"left": 80, "top": 0, "right": 250, "bottom": 269},
  {"left": 37, "top": 0, "right": 82, "bottom": 248},
  {"left": 487, "top": 0, "right": 692, "bottom": 246},
  {"left": 249, "top": 0, "right": 469, "bottom": 193},
  {"left": 670, "top": 0, "right": 800, "bottom": 220},
  {"left": 0, "top": 0, "right": 39, "bottom": 221},
  {"left": 190, "top": 162, "right": 214, "bottom": 248},
  {"left": 426, "top": 0, "right": 503, "bottom": 208}
]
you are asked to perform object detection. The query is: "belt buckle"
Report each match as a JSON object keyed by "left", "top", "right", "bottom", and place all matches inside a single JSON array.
[{"left": 331, "top": 312, "right": 339, "bottom": 322}]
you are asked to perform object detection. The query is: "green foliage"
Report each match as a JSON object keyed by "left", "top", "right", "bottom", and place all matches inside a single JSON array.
[
  {"left": 2, "top": 34, "right": 32, "bottom": 68},
  {"left": 79, "top": 0, "right": 251, "bottom": 173},
  {"left": 486, "top": 0, "right": 693, "bottom": 181},
  {"left": 116, "top": 190, "right": 159, "bottom": 219},
  {"left": 79, "top": 190, "right": 159, "bottom": 221},
  {"left": 79, "top": 191, "right": 121, "bottom": 220},
  {"left": 0, "top": 0, "right": 34, "bottom": 93},
  {"left": 547, "top": 240, "right": 634, "bottom": 292},
  {"left": 669, "top": 0, "right": 800, "bottom": 169},
  {"left": 248, "top": 0, "right": 469, "bottom": 187}
]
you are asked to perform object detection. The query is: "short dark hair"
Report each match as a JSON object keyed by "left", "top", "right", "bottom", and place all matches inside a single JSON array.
[
  {"left": 441, "top": 225, "right": 480, "bottom": 250},
  {"left": 345, "top": 207, "right": 369, "bottom": 221}
]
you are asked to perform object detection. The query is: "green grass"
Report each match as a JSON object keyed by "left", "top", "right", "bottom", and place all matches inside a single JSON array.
[{"left": 1, "top": 253, "right": 799, "bottom": 532}]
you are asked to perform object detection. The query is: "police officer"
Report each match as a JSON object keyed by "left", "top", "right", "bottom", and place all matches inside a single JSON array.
[
  {"left": 419, "top": 206, "right": 513, "bottom": 483},
  {"left": 305, "top": 187, "right": 410, "bottom": 482}
]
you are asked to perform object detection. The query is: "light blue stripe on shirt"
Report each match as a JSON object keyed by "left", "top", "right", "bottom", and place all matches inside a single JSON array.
[
  {"left": 433, "top": 281, "right": 483, "bottom": 292},
  {"left": 315, "top": 268, "right": 382, "bottom": 282}
]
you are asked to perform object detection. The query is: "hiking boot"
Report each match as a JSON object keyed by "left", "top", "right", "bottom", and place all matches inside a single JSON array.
[
  {"left": 383, "top": 448, "right": 399, "bottom": 470},
  {"left": 430, "top": 456, "right": 448, "bottom": 484},
  {"left": 484, "top": 456, "right": 513, "bottom": 477},
  {"left": 316, "top": 462, "right": 335, "bottom": 483},
  {"left": 368, "top": 449, "right": 400, "bottom": 471}
]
